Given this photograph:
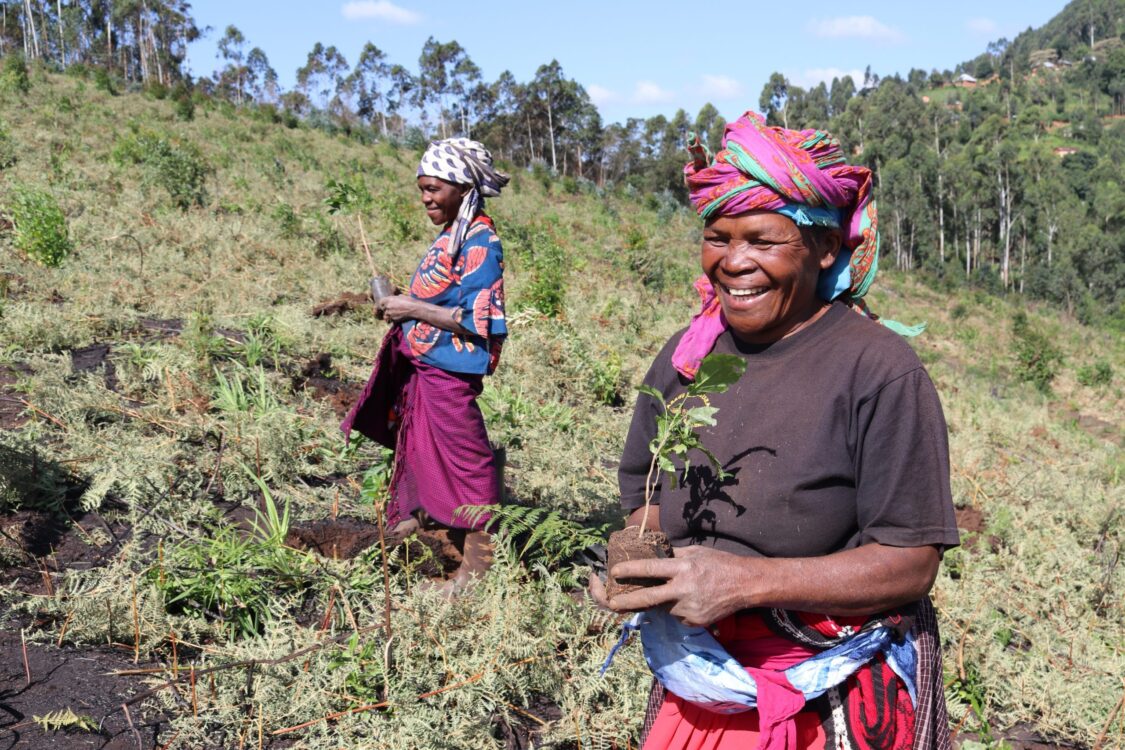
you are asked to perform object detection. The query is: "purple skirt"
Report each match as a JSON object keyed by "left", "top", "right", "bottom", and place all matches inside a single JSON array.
[{"left": 341, "top": 327, "right": 497, "bottom": 530}]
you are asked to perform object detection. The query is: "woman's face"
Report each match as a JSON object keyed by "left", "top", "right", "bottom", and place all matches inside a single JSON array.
[
  {"left": 701, "top": 211, "right": 840, "bottom": 344},
  {"left": 417, "top": 175, "right": 468, "bottom": 226}
]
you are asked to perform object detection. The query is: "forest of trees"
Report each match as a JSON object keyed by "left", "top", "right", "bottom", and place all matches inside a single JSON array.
[{"left": 0, "top": 0, "right": 1122, "bottom": 323}]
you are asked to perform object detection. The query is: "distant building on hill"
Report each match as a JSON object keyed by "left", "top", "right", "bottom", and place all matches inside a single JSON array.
[
  {"left": 954, "top": 73, "right": 978, "bottom": 88},
  {"left": 1053, "top": 146, "right": 1079, "bottom": 157}
]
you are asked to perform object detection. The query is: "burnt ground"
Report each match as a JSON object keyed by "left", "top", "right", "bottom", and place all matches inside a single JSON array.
[
  {"left": 0, "top": 630, "right": 171, "bottom": 750},
  {"left": 0, "top": 507, "right": 468, "bottom": 750},
  {"left": 0, "top": 509, "right": 172, "bottom": 750}
]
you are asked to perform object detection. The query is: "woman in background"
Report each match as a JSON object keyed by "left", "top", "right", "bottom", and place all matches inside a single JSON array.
[{"left": 343, "top": 138, "right": 509, "bottom": 593}]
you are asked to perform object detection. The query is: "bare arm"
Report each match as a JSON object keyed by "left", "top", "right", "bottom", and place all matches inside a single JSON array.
[
  {"left": 608, "top": 542, "right": 940, "bottom": 627},
  {"left": 377, "top": 295, "right": 472, "bottom": 335}
]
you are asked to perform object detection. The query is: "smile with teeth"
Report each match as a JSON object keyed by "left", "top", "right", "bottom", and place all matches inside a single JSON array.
[{"left": 723, "top": 285, "right": 768, "bottom": 298}]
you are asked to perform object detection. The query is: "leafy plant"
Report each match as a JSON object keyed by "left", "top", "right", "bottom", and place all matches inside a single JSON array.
[
  {"left": 1010, "top": 312, "right": 1063, "bottom": 394},
  {"left": 324, "top": 175, "right": 376, "bottom": 271},
  {"left": 520, "top": 229, "right": 567, "bottom": 317},
  {"left": 4, "top": 185, "right": 72, "bottom": 267},
  {"left": 154, "top": 522, "right": 311, "bottom": 638},
  {"left": 271, "top": 201, "right": 302, "bottom": 239},
  {"left": 0, "top": 120, "right": 17, "bottom": 169},
  {"left": 636, "top": 352, "right": 747, "bottom": 534},
  {"left": 327, "top": 631, "right": 387, "bottom": 702},
  {"left": 0, "top": 54, "right": 30, "bottom": 95},
  {"left": 113, "top": 129, "right": 209, "bottom": 209},
  {"left": 212, "top": 364, "right": 280, "bottom": 417},
  {"left": 1076, "top": 359, "right": 1113, "bottom": 387}
]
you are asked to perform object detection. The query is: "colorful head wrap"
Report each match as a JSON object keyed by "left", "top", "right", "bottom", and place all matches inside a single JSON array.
[
  {"left": 418, "top": 138, "right": 510, "bottom": 255},
  {"left": 673, "top": 112, "right": 920, "bottom": 379}
]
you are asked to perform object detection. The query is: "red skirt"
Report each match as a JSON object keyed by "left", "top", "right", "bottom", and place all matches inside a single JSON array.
[{"left": 642, "top": 611, "right": 915, "bottom": 750}]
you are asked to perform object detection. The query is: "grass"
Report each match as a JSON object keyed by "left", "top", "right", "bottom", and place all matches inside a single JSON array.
[{"left": 0, "top": 66, "right": 1121, "bottom": 748}]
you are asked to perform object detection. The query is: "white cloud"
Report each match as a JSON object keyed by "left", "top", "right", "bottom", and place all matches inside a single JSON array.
[
  {"left": 966, "top": 17, "right": 998, "bottom": 35},
  {"left": 807, "top": 16, "right": 904, "bottom": 43},
  {"left": 341, "top": 1, "right": 421, "bottom": 24},
  {"left": 632, "top": 81, "right": 675, "bottom": 104},
  {"left": 790, "top": 67, "right": 866, "bottom": 89},
  {"left": 586, "top": 84, "right": 619, "bottom": 106},
  {"left": 700, "top": 74, "right": 742, "bottom": 99}
]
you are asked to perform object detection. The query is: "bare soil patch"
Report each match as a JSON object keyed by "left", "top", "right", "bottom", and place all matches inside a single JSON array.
[
  {"left": 310, "top": 291, "right": 371, "bottom": 318},
  {"left": 291, "top": 353, "right": 363, "bottom": 418}
]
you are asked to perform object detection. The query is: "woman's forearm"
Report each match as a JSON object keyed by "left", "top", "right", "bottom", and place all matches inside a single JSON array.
[
  {"left": 381, "top": 295, "right": 471, "bottom": 335},
  {"left": 409, "top": 299, "right": 470, "bottom": 334},
  {"left": 608, "top": 542, "right": 940, "bottom": 626},
  {"left": 733, "top": 543, "right": 940, "bottom": 616}
]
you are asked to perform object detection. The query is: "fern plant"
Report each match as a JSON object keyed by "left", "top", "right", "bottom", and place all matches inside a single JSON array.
[{"left": 456, "top": 503, "right": 609, "bottom": 571}]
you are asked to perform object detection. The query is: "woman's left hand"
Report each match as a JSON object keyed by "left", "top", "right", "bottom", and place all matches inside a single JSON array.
[
  {"left": 608, "top": 546, "right": 751, "bottom": 628},
  {"left": 378, "top": 295, "right": 418, "bottom": 324}
]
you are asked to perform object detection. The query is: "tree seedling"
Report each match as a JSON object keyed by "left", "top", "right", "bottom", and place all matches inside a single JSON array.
[{"left": 606, "top": 352, "right": 746, "bottom": 598}]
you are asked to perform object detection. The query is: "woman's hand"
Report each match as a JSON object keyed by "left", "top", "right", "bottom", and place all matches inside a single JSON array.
[
  {"left": 378, "top": 295, "right": 419, "bottom": 324},
  {"left": 608, "top": 546, "right": 749, "bottom": 627},
  {"left": 607, "top": 543, "right": 941, "bottom": 628}
]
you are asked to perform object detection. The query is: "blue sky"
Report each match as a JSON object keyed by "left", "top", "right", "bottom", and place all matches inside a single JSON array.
[{"left": 185, "top": 1, "right": 1066, "bottom": 124}]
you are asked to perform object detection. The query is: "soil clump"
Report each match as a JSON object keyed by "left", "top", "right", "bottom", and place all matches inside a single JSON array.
[{"left": 605, "top": 528, "right": 672, "bottom": 598}]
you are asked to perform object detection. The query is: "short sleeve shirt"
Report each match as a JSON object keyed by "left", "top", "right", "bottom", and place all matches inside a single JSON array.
[
  {"left": 618, "top": 303, "right": 960, "bottom": 558},
  {"left": 403, "top": 214, "right": 507, "bottom": 375}
]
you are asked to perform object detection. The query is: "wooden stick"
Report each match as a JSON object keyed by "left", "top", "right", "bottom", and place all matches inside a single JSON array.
[
  {"left": 1094, "top": 684, "right": 1125, "bottom": 750},
  {"left": 131, "top": 576, "right": 140, "bottom": 664},
  {"left": 20, "top": 629, "right": 31, "bottom": 686},
  {"left": 375, "top": 500, "right": 393, "bottom": 640},
  {"left": 356, "top": 215, "right": 377, "bottom": 276},
  {"left": 122, "top": 703, "right": 142, "bottom": 750},
  {"left": 14, "top": 397, "right": 67, "bottom": 430}
]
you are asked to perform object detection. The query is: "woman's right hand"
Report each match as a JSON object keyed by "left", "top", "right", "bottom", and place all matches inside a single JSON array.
[{"left": 378, "top": 295, "right": 417, "bottom": 324}]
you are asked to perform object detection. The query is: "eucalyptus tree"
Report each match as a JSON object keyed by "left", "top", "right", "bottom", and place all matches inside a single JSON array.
[
  {"left": 416, "top": 36, "right": 478, "bottom": 137},
  {"left": 216, "top": 24, "right": 246, "bottom": 104},
  {"left": 296, "top": 41, "right": 349, "bottom": 113},
  {"left": 346, "top": 42, "right": 390, "bottom": 132}
]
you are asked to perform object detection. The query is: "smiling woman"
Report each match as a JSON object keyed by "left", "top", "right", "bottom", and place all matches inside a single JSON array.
[{"left": 595, "top": 112, "right": 959, "bottom": 750}]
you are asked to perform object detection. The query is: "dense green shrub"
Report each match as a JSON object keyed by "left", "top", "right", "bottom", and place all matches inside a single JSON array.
[
  {"left": 93, "top": 67, "right": 116, "bottom": 95},
  {"left": 0, "top": 54, "right": 30, "bottom": 95},
  {"left": 0, "top": 120, "right": 16, "bottom": 169},
  {"left": 113, "top": 130, "right": 209, "bottom": 209},
  {"left": 521, "top": 229, "right": 567, "bottom": 317},
  {"left": 4, "top": 185, "right": 72, "bottom": 266},
  {"left": 1010, "top": 312, "right": 1063, "bottom": 394},
  {"left": 170, "top": 82, "right": 194, "bottom": 121},
  {"left": 1076, "top": 360, "right": 1113, "bottom": 387}
]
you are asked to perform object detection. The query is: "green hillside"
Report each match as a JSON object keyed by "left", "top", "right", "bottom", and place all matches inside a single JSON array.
[{"left": 0, "top": 67, "right": 1122, "bottom": 749}]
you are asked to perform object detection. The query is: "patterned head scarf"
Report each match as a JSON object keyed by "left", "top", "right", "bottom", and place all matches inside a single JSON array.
[
  {"left": 673, "top": 111, "right": 920, "bottom": 379},
  {"left": 417, "top": 137, "right": 510, "bottom": 255}
]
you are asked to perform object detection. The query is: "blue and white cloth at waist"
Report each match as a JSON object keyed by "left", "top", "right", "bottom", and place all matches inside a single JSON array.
[{"left": 600, "top": 607, "right": 917, "bottom": 715}]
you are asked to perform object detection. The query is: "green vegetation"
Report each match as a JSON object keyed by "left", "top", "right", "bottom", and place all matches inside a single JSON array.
[
  {"left": 3, "top": 185, "right": 72, "bottom": 267},
  {"left": 0, "top": 3, "right": 1121, "bottom": 746}
]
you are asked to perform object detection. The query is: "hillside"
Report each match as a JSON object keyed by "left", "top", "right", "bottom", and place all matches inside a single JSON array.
[{"left": 0, "top": 69, "right": 1122, "bottom": 749}]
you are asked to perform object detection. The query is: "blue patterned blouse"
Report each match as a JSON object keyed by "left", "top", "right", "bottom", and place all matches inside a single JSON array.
[{"left": 402, "top": 214, "right": 507, "bottom": 375}]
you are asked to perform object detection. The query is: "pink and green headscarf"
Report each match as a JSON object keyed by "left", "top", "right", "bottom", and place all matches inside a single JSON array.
[{"left": 672, "top": 111, "right": 921, "bottom": 379}]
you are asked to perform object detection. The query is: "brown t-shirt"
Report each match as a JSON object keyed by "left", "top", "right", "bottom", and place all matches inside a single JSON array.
[{"left": 619, "top": 302, "right": 960, "bottom": 558}]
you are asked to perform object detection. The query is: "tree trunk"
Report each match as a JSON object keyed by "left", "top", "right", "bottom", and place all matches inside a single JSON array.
[
  {"left": 56, "top": 0, "right": 64, "bottom": 66},
  {"left": 546, "top": 94, "right": 557, "bottom": 172}
]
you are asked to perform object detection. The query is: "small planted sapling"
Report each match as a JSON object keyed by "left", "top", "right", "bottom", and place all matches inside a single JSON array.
[{"left": 606, "top": 352, "right": 747, "bottom": 598}]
